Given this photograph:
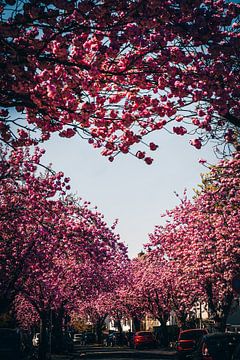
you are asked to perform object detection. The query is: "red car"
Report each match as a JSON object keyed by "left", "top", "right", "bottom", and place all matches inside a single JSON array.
[
  {"left": 133, "top": 331, "right": 156, "bottom": 349},
  {"left": 176, "top": 328, "right": 208, "bottom": 359}
]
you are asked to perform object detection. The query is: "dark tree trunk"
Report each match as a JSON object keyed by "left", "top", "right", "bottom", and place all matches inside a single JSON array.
[
  {"left": 95, "top": 323, "right": 102, "bottom": 344},
  {"left": 177, "top": 311, "right": 188, "bottom": 330},
  {"left": 132, "top": 316, "right": 141, "bottom": 332},
  {"left": 206, "top": 282, "right": 234, "bottom": 333},
  {"left": 115, "top": 314, "right": 124, "bottom": 345},
  {"left": 116, "top": 318, "right": 122, "bottom": 334},
  {"left": 159, "top": 320, "right": 169, "bottom": 347},
  {"left": 0, "top": 296, "right": 13, "bottom": 315},
  {"left": 95, "top": 314, "right": 107, "bottom": 344},
  {"left": 38, "top": 312, "right": 49, "bottom": 360},
  {"left": 51, "top": 308, "right": 65, "bottom": 353}
]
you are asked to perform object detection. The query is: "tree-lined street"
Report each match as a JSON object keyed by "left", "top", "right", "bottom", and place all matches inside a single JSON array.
[{"left": 0, "top": 0, "right": 239, "bottom": 359}]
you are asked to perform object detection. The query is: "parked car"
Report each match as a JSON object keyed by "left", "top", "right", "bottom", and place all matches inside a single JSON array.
[
  {"left": 32, "top": 333, "right": 40, "bottom": 347},
  {"left": 190, "top": 332, "right": 240, "bottom": 360},
  {"left": 133, "top": 331, "right": 157, "bottom": 350},
  {"left": 0, "top": 328, "right": 25, "bottom": 360},
  {"left": 176, "top": 328, "right": 208, "bottom": 359}
]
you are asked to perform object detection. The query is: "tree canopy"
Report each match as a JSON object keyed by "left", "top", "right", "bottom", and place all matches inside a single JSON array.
[{"left": 1, "top": 0, "right": 239, "bottom": 162}]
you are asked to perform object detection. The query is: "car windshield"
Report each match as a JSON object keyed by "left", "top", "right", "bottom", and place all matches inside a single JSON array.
[
  {"left": 180, "top": 330, "right": 206, "bottom": 340},
  {"left": 136, "top": 332, "right": 152, "bottom": 336}
]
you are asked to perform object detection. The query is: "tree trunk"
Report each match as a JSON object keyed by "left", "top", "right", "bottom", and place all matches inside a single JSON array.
[
  {"left": 38, "top": 312, "right": 49, "bottom": 360},
  {"left": 115, "top": 314, "right": 124, "bottom": 345},
  {"left": 176, "top": 311, "right": 188, "bottom": 330},
  {"left": 206, "top": 282, "right": 234, "bottom": 333},
  {"left": 95, "top": 323, "right": 102, "bottom": 344},
  {"left": 157, "top": 317, "right": 169, "bottom": 347},
  {"left": 95, "top": 314, "right": 107, "bottom": 344},
  {"left": 132, "top": 316, "right": 141, "bottom": 332},
  {"left": 51, "top": 308, "right": 65, "bottom": 353},
  {"left": 213, "top": 296, "right": 233, "bottom": 333},
  {"left": 0, "top": 297, "right": 12, "bottom": 315},
  {"left": 116, "top": 317, "right": 122, "bottom": 333}
]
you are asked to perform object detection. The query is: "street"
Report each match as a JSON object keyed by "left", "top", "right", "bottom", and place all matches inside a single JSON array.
[
  {"left": 51, "top": 353, "right": 177, "bottom": 360},
  {"left": 50, "top": 343, "right": 177, "bottom": 360},
  {"left": 76, "top": 358, "right": 177, "bottom": 360},
  {"left": 60, "top": 344, "right": 177, "bottom": 360}
]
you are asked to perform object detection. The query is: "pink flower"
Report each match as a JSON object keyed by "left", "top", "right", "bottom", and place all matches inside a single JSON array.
[
  {"left": 190, "top": 139, "right": 202, "bottom": 149},
  {"left": 173, "top": 126, "right": 187, "bottom": 136},
  {"left": 136, "top": 151, "right": 145, "bottom": 159},
  {"left": 149, "top": 142, "right": 158, "bottom": 151},
  {"left": 144, "top": 157, "right": 153, "bottom": 165}
]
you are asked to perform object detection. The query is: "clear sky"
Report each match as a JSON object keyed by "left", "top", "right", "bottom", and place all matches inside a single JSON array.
[{"left": 42, "top": 131, "right": 218, "bottom": 258}]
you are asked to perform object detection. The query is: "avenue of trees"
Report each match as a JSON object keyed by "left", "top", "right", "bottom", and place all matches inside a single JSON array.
[
  {"left": 0, "top": 0, "right": 239, "bottom": 359},
  {"left": 2, "top": 145, "right": 238, "bottom": 356},
  {"left": 71, "top": 154, "right": 239, "bottom": 347}
]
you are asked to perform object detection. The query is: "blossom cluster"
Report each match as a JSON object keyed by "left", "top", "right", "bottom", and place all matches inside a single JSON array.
[{"left": 0, "top": 0, "right": 239, "bottom": 162}]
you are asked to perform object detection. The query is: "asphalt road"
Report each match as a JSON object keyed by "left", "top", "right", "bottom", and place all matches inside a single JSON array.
[
  {"left": 51, "top": 354, "right": 177, "bottom": 360},
  {"left": 79, "top": 358, "right": 177, "bottom": 360},
  {"left": 73, "top": 345, "right": 177, "bottom": 359},
  {"left": 50, "top": 345, "right": 177, "bottom": 360}
]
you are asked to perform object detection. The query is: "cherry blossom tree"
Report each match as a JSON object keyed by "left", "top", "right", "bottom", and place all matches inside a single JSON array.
[
  {"left": 129, "top": 254, "right": 173, "bottom": 346},
  {"left": 0, "top": 145, "right": 68, "bottom": 313},
  {"left": 113, "top": 282, "right": 145, "bottom": 333},
  {"left": 76, "top": 294, "right": 114, "bottom": 344},
  {"left": 0, "top": 145, "right": 129, "bottom": 359},
  {"left": 73, "top": 252, "right": 130, "bottom": 343},
  {"left": 147, "top": 152, "right": 240, "bottom": 331},
  {"left": 146, "top": 245, "right": 205, "bottom": 330},
  {"left": 0, "top": 0, "right": 239, "bottom": 163}
]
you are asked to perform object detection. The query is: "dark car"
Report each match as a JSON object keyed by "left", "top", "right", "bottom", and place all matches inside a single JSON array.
[
  {"left": 190, "top": 332, "right": 240, "bottom": 360},
  {"left": 0, "top": 328, "right": 25, "bottom": 360},
  {"left": 133, "top": 331, "right": 157, "bottom": 350},
  {"left": 176, "top": 328, "right": 208, "bottom": 359}
]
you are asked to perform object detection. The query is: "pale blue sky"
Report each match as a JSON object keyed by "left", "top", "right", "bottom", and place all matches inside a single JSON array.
[{"left": 42, "top": 131, "right": 218, "bottom": 258}]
